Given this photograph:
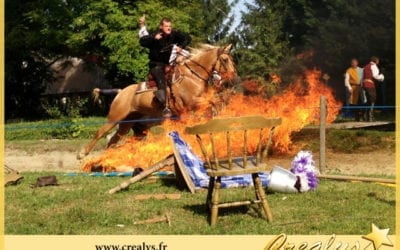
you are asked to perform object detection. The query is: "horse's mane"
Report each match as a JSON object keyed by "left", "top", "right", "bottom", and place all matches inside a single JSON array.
[{"left": 186, "top": 44, "right": 219, "bottom": 61}]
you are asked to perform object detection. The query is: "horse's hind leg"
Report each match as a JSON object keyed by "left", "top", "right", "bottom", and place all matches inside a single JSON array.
[
  {"left": 107, "top": 122, "right": 133, "bottom": 148},
  {"left": 77, "top": 122, "right": 116, "bottom": 159}
]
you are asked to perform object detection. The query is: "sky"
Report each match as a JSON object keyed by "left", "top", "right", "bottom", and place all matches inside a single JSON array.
[{"left": 230, "top": 0, "right": 255, "bottom": 30}]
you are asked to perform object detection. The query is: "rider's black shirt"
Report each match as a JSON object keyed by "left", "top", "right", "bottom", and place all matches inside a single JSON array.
[{"left": 140, "top": 30, "right": 191, "bottom": 67}]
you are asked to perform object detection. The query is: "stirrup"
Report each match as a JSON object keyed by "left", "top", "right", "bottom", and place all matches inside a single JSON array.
[{"left": 162, "top": 107, "right": 172, "bottom": 118}]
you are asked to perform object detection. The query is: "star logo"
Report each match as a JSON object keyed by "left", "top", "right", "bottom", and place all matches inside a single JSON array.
[{"left": 362, "top": 223, "right": 393, "bottom": 249}]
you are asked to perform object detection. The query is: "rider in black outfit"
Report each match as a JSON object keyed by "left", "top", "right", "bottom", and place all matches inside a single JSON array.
[{"left": 139, "top": 16, "right": 191, "bottom": 111}]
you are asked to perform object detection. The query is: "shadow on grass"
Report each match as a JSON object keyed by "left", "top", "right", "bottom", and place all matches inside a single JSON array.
[
  {"left": 367, "top": 192, "right": 396, "bottom": 206},
  {"left": 183, "top": 202, "right": 267, "bottom": 225}
]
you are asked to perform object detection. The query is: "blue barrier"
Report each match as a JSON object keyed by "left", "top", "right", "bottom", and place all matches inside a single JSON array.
[{"left": 4, "top": 106, "right": 395, "bottom": 131}]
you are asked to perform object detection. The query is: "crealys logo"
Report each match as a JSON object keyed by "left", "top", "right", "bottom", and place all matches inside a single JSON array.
[{"left": 264, "top": 224, "right": 393, "bottom": 250}]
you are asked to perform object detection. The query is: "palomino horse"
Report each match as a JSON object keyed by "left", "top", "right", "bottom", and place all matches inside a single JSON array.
[{"left": 77, "top": 44, "right": 238, "bottom": 159}]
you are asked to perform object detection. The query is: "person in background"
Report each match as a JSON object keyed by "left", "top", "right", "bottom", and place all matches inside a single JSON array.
[
  {"left": 362, "top": 56, "right": 384, "bottom": 122},
  {"left": 344, "top": 58, "right": 363, "bottom": 121}
]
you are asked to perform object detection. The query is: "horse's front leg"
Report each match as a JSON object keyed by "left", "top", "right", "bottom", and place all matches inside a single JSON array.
[{"left": 77, "top": 122, "right": 116, "bottom": 159}]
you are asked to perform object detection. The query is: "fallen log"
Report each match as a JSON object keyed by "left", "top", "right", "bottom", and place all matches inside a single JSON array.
[
  {"left": 318, "top": 174, "right": 396, "bottom": 184},
  {"left": 108, "top": 154, "right": 175, "bottom": 194}
]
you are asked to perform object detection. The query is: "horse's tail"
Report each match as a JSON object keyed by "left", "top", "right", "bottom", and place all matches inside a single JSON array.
[{"left": 92, "top": 88, "right": 101, "bottom": 103}]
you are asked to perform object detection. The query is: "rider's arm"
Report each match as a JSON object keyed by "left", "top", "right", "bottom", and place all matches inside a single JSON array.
[
  {"left": 173, "top": 30, "right": 191, "bottom": 49},
  {"left": 139, "top": 32, "right": 156, "bottom": 48},
  {"left": 138, "top": 15, "right": 148, "bottom": 39},
  {"left": 139, "top": 26, "right": 149, "bottom": 38}
]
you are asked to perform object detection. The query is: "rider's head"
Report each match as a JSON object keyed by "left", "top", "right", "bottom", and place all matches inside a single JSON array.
[{"left": 159, "top": 17, "right": 172, "bottom": 35}]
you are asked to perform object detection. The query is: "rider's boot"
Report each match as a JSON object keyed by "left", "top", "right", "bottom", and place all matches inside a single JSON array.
[
  {"left": 152, "top": 65, "right": 172, "bottom": 118},
  {"left": 155, "top": 88, "right": 172, "bottom": 118},
  {"left": 155, "top": 89, "right": 166, "bottom": 104}
]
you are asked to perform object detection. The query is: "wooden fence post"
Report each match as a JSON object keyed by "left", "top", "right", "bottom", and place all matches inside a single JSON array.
[{"left": 319, "top": 96, "right": 326, "bottom": 174}]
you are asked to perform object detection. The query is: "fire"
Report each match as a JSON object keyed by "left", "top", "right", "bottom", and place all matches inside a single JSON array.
[{"left": 81, "top": 69, "right": 341, "bottom": 172}]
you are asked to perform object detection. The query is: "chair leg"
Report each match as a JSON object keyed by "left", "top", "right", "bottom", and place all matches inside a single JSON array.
[
  {"left": 252, "top": 173, "right": 272, "bottom": 222},
  {"left": 206, "top": 177, "right": 215, "bottom": 211},
  {"left": 252, "top": 175, "right": 265, "bottom": 218},
  {"left": 210, "top": 176, "right": 221, "bottom": 226}
]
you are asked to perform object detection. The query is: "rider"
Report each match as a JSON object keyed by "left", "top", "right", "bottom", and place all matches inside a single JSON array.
[{"left": 138, "top": 15, "right": 191, "bottom": 113}]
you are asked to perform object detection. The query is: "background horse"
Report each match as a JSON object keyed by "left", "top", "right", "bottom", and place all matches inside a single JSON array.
[{"left": 78, "top": 44, "right": 238, "bottom": 159}]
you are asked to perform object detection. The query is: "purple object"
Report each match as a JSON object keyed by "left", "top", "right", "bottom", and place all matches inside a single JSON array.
[{"left": 290, "top": 151, "right": 319, "bottom": 191}]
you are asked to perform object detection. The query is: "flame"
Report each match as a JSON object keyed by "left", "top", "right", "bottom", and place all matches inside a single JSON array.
[
  {"left": 269, "top": 73, "right": 281, "bottom": 84},
  {"left": 81, "top": 69, "right": 341, "bottom": 172}
]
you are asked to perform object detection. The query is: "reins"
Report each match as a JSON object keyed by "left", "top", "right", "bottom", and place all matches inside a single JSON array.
[{"left": 182, "top": 51, "right": 223, "bottom": 82}]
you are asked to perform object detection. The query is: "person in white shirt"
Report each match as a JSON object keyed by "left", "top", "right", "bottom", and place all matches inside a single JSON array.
[{"left": 362, "top": 56, "right": 384, "bottom": 121}]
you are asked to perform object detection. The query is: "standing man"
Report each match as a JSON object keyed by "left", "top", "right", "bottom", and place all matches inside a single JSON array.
[
  {"left": 344, "top": 58, "right": 363, "bottom": 121},
  {"left": 362, "top": 56, "right": 384, "bottom": 122},
  {"left": 138, "top": 15, "right": 191, "bottom": 114}
]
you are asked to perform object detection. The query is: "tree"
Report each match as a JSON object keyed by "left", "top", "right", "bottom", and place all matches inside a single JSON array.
[
  {"left": 201, "top": 0, "right": 238, "bottom": 43},
  {"left": 5, "top": 0, "right": 83, "bottom": 119},
  {"left": 5, "top": 0, "right": 235, "bottom": 119},
  {"left": 232, "top": 0, "right": 395, "bottom": 105},
  {"left": 231, "top": 0, "right": 289, "bottom": 78}
]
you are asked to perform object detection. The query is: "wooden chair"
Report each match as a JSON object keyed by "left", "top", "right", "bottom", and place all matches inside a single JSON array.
[{"left": 185, "top": 116, "right": 282, "bottom": 226}]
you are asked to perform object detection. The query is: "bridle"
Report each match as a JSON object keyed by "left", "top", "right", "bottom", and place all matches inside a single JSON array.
[
  {"left": 183, "top": 59, "right": 211, "bottom": 82},
  {"left": 183, "top": 50, "right": 235, "bottom": 84}
]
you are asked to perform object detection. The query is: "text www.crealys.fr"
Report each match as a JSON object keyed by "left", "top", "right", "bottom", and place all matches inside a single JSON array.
[{"left": 95, "top": 242, "right": 168, "bottom": 250}]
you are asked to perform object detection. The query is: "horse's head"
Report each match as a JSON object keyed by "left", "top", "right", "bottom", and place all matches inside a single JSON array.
[
  {"left": 213, "top": 44, "right": 240, "bottom": 90},
  {"left": 183, "top": 44, "right": 239, "bottom": 91}
]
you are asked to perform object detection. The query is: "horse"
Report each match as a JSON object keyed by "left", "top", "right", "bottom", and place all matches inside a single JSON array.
[{"left": 77, "top": 44, "right": 238, "bottom": 159}]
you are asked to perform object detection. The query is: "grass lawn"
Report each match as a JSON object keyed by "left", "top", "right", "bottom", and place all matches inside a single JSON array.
[
  {"left": 5, "top": 171, "right": 395, "bottom": 235},
  {"left": 5, "top": 118, "right": 396, "bottom": 235},
  {"left": 5, "top": 117, "right": 106, "bottom": 140}
]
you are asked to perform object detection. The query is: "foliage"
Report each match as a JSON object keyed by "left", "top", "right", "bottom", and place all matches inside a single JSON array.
[
  {"left": 231, "top": 0, "right": 395, "bottom": 105},
  {"left": 232, "top": 0, "right": 289, "bottom": 78},
  {"left": 5, "top": 172, "right": 395, "bottom": 234},
  {"left": 5, "top": 0, "right": 232, "bottom": 120},
  {"left": 5, "top": 0, "right": 395, "bottom": 120},
  {"left": 201, "top": 0, "right": 238, "bottom": 44},
  {"left": 241, "top": 77, "right": 282, "bottom": 99},
  {"left": 5, "top": 0, "right": 84, "bottom": 119}
]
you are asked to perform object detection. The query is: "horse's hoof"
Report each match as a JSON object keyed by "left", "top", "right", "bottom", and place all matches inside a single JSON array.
[{"left": 162, "top": 107, "right": 172, "bottom": 118}]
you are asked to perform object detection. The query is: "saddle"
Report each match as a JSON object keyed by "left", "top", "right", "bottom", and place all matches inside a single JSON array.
[{"left": 136, "top": 65, "right": 181, "bottom": 94}]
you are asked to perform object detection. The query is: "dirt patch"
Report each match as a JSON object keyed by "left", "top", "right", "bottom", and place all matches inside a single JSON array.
[
  {"left": 268, "top": 151, "right": 395, "bottom": 176},
  {"left": 4, "top": 148, "right": 102, "bottom": 173},
  {"left": 4, "top": 143, "right": 395, "bottom": 176}
]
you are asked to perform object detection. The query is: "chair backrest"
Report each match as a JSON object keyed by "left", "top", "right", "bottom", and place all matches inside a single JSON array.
[{"left": 185, "top": 116, "right": 282, "bottom": 170}]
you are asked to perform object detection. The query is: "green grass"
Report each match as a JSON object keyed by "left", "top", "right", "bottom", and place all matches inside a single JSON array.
[
  {"left": 5, "top": 117, "right": 107, "bottom": 140},
  {"left": 292, "top": 129, "right": 395, "bottom": 153},
  {"left": 5, "top": 139, "right": 108, "bottom": 154},
  {"left": 326, "top": 130, "right": 395, "bottom": 153},
  {"left": 6, "top": 117, "right": 395, "bottom": 155},
  {"left": 5, "top": 172, "right": 395, "bottom": 235}
]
